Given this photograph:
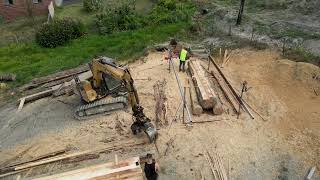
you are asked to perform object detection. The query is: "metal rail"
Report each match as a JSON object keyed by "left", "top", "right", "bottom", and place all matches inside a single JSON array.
[
  {"left": 169, "top": 58, "right": 193, "bottom": 124},
  {"left": 209, "top": 56, "right": 254, "bottom": 119}
]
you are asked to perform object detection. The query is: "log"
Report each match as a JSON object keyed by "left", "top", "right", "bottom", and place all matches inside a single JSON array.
[
  {"left": 188, "top": 60, "right": 223, "bottom": 114},
  {"left": 212, "top": 101, "right": 224, "bottom": 115},
  {"left": 188, "top": 78, "right": 203, "bottom": 115},
  {"left": 188, "top": 60, "right": 217, "bottom": 109},
  {"left": 19, "top": 65, "right": 89, "bottom": 92},
  {"left": 31, "top": 64, "right": 90, "bottom": 87},
  {"left": 0, "top": 74, "right": 16, "bottom": 81}
]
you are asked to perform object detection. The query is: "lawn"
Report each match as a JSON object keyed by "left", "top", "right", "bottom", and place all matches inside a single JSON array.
[{"left": 0, "top": 23, "right": 188, "bottom": 86}]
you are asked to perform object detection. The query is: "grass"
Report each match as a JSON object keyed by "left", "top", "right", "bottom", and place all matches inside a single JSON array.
[
  {"left": 285, "top": 48, "right": 320, "bottom": 66},
  {"left": 0, "top": 23, "right": 189, "bottom": 86}
]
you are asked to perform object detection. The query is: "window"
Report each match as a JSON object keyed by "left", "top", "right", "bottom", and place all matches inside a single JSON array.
[
  {"left": 5, "top": 0, "right": 13, "bottom": 5},
  {"left": 33, "top": 0, "right": 41, "bottom": 3}
]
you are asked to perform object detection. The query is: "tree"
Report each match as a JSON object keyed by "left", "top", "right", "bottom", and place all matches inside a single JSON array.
[{"left": 236, "top": 0, "right": 245, "bottom": 25}]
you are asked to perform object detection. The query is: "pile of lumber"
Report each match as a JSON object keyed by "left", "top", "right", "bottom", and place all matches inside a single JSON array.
[
  {"left": 34, "top": 157, "right": 143, "bottom": 180},
  {"left": 0, "top": 140, "right": 147, "bottom": 178},
  {"left": 205, "top": 151, "right": 228, "bottom": 180},
  {"left": 16, "top": 65, "right": 92, "bottom": 112},
  {"left": 188, "top": 59, "right": 223, "bottom": 115}
]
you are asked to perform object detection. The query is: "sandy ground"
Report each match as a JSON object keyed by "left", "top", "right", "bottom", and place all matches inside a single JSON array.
[{"left": 0, "top": 49, "right": 319, "bottom": 179}]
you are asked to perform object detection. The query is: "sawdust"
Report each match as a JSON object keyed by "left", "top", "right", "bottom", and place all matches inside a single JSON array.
[{"left": 0, "top": 49, "right": 319, "bottom": 179}]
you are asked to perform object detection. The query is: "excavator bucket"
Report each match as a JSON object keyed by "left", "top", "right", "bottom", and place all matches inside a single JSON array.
[{"left": 143, "top": 122, "right": 158, "bottom": 143}]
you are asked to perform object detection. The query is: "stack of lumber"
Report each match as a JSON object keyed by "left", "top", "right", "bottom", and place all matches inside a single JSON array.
[
  {"left": 205, "top": 151, "right": 228, "bottom": 180},
  {"left": 0, "top": 140, "right": 147, "bottom": 178},
  {"left": 188, "top": 59, "right": 223, "bottom": 115},
  {"left": 34, "top": 157, "right": 143, "bottom": 180}
]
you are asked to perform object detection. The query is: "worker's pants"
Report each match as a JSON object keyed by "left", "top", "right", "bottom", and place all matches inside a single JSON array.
[{"left": 179, "top": 60, "right": 185, "bottom": 72}]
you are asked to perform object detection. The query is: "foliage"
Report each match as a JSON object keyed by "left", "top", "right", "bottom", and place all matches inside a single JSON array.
[
  {"left": 83, "top": 0, "right": 102, "bottom": 12},
  {"left": 0, "top": 23, "right": 187, "bottom": 85},
  {"left": 35, "top": 18, "right": 85, "bottom": 48},
  {"left": 95, "top": 4, "right": 143, "bottom": 34},
  {"left": 285, "top": 47, "right": 320, "bottom": 66},
  {"left": 95, "top": 0, "right": 195, "bottom": 34}
]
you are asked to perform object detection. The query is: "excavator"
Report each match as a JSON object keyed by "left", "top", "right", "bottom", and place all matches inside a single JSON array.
[{"left": 73, "top": 56, "right": 157, "bottom": 142}]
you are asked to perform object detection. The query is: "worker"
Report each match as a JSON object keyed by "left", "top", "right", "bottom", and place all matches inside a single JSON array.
[
  {"left": 179, "top": 48, "right": 189, "bottom": 72},
  {"left": 144, "top": 153, "right": 160, "bottom": 180}
]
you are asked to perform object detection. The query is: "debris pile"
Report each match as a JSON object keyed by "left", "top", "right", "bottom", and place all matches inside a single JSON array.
[{"left": 153, "top": 79, "right": 168, "bottom": 127}]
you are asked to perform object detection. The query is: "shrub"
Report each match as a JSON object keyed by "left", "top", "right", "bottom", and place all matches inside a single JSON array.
[
  {"left": 35, "top": 18, "right": 85, "bottom": 48},
  {"left": 83, "top": 0, "right": 102, "bottom": 12},
  {"left": 95, "top": 4, "right": 143, "bottom": 34},
  {"left": 95, "top": 0, "right": 195, "bottom": 35}
]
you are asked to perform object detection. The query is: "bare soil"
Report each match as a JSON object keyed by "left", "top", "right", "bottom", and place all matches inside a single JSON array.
[{"left": 0, "top": 49, "right": 319, "bottom": 179}]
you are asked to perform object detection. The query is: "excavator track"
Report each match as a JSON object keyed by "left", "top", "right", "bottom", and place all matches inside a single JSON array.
[{"left": 74, "top": 96, "right": 128, "bottom": 120}]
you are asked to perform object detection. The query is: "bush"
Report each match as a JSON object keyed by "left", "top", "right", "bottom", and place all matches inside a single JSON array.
[
  {"left": 83, "top": 0, "right": 102, "bottom": 12},
  {"left": 95, "top": 0, "right": 195, "bottom": 35},
  {"left": 95, "top": 4, "right": 144, "bottom": 34},
  {"left": 36, "top": 18, "right": 85, "bottom": 48}
]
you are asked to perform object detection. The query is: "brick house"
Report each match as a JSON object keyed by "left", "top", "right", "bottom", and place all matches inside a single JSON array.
[{"left": 0, "top": 0, "right": 51, "bottom": 21}]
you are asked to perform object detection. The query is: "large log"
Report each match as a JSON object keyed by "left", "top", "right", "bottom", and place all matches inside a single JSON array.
[
  {"left": 188, "top": 60, "right": 214, "bottom": 109},
  {"left": 188, "top": 60, "right": 217, "bottom": 109},
  {"left": 188, "top": 78, "right": 203, "bottom": 115}
]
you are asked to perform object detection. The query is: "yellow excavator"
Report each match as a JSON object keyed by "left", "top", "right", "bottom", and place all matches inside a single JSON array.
[{"left": 73, "top": 56, "right": 157, "bottom": 142}]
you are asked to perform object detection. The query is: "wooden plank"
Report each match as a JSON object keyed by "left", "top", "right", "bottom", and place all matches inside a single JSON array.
[
  {"left": 204, "top": 152, "right": 219, "bottom": 180},
  {"left": 19, "top": 89, "right": 54, "bottom": 104},
  {"left": 0, "top": 149, "right": 68, "bottom": 171},
  {"left": 16, "top": 98, "right": 25, "bottom": 112},
  {"left": 34, "top": 157, "right": 142, "bottom": 180}
]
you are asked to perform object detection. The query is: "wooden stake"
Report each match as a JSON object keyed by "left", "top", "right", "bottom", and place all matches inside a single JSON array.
[{"left": 17, "top": 98, "right": 25, "bottom": 112}]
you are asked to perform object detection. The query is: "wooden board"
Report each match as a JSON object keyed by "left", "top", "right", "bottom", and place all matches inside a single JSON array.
[{"left": 33, "top": 157, "right": 143, "bottom": 180}]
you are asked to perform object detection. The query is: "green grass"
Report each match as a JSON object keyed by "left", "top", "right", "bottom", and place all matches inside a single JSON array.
[
  {"left": 285, "top": 47, "right": 320, "bottom": 65},
  {"left": 0, "top": 23, "right": 188, "bottom": 86}
]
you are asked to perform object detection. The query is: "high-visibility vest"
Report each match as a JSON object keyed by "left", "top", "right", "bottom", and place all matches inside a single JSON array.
[{"left": 180, "top": 49, "right": 187, "bottom": 61}]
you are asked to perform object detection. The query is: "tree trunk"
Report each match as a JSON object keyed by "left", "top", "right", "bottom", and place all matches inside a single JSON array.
[{"left": 236, "top": 0, "right": 246, "bottom": 25}]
